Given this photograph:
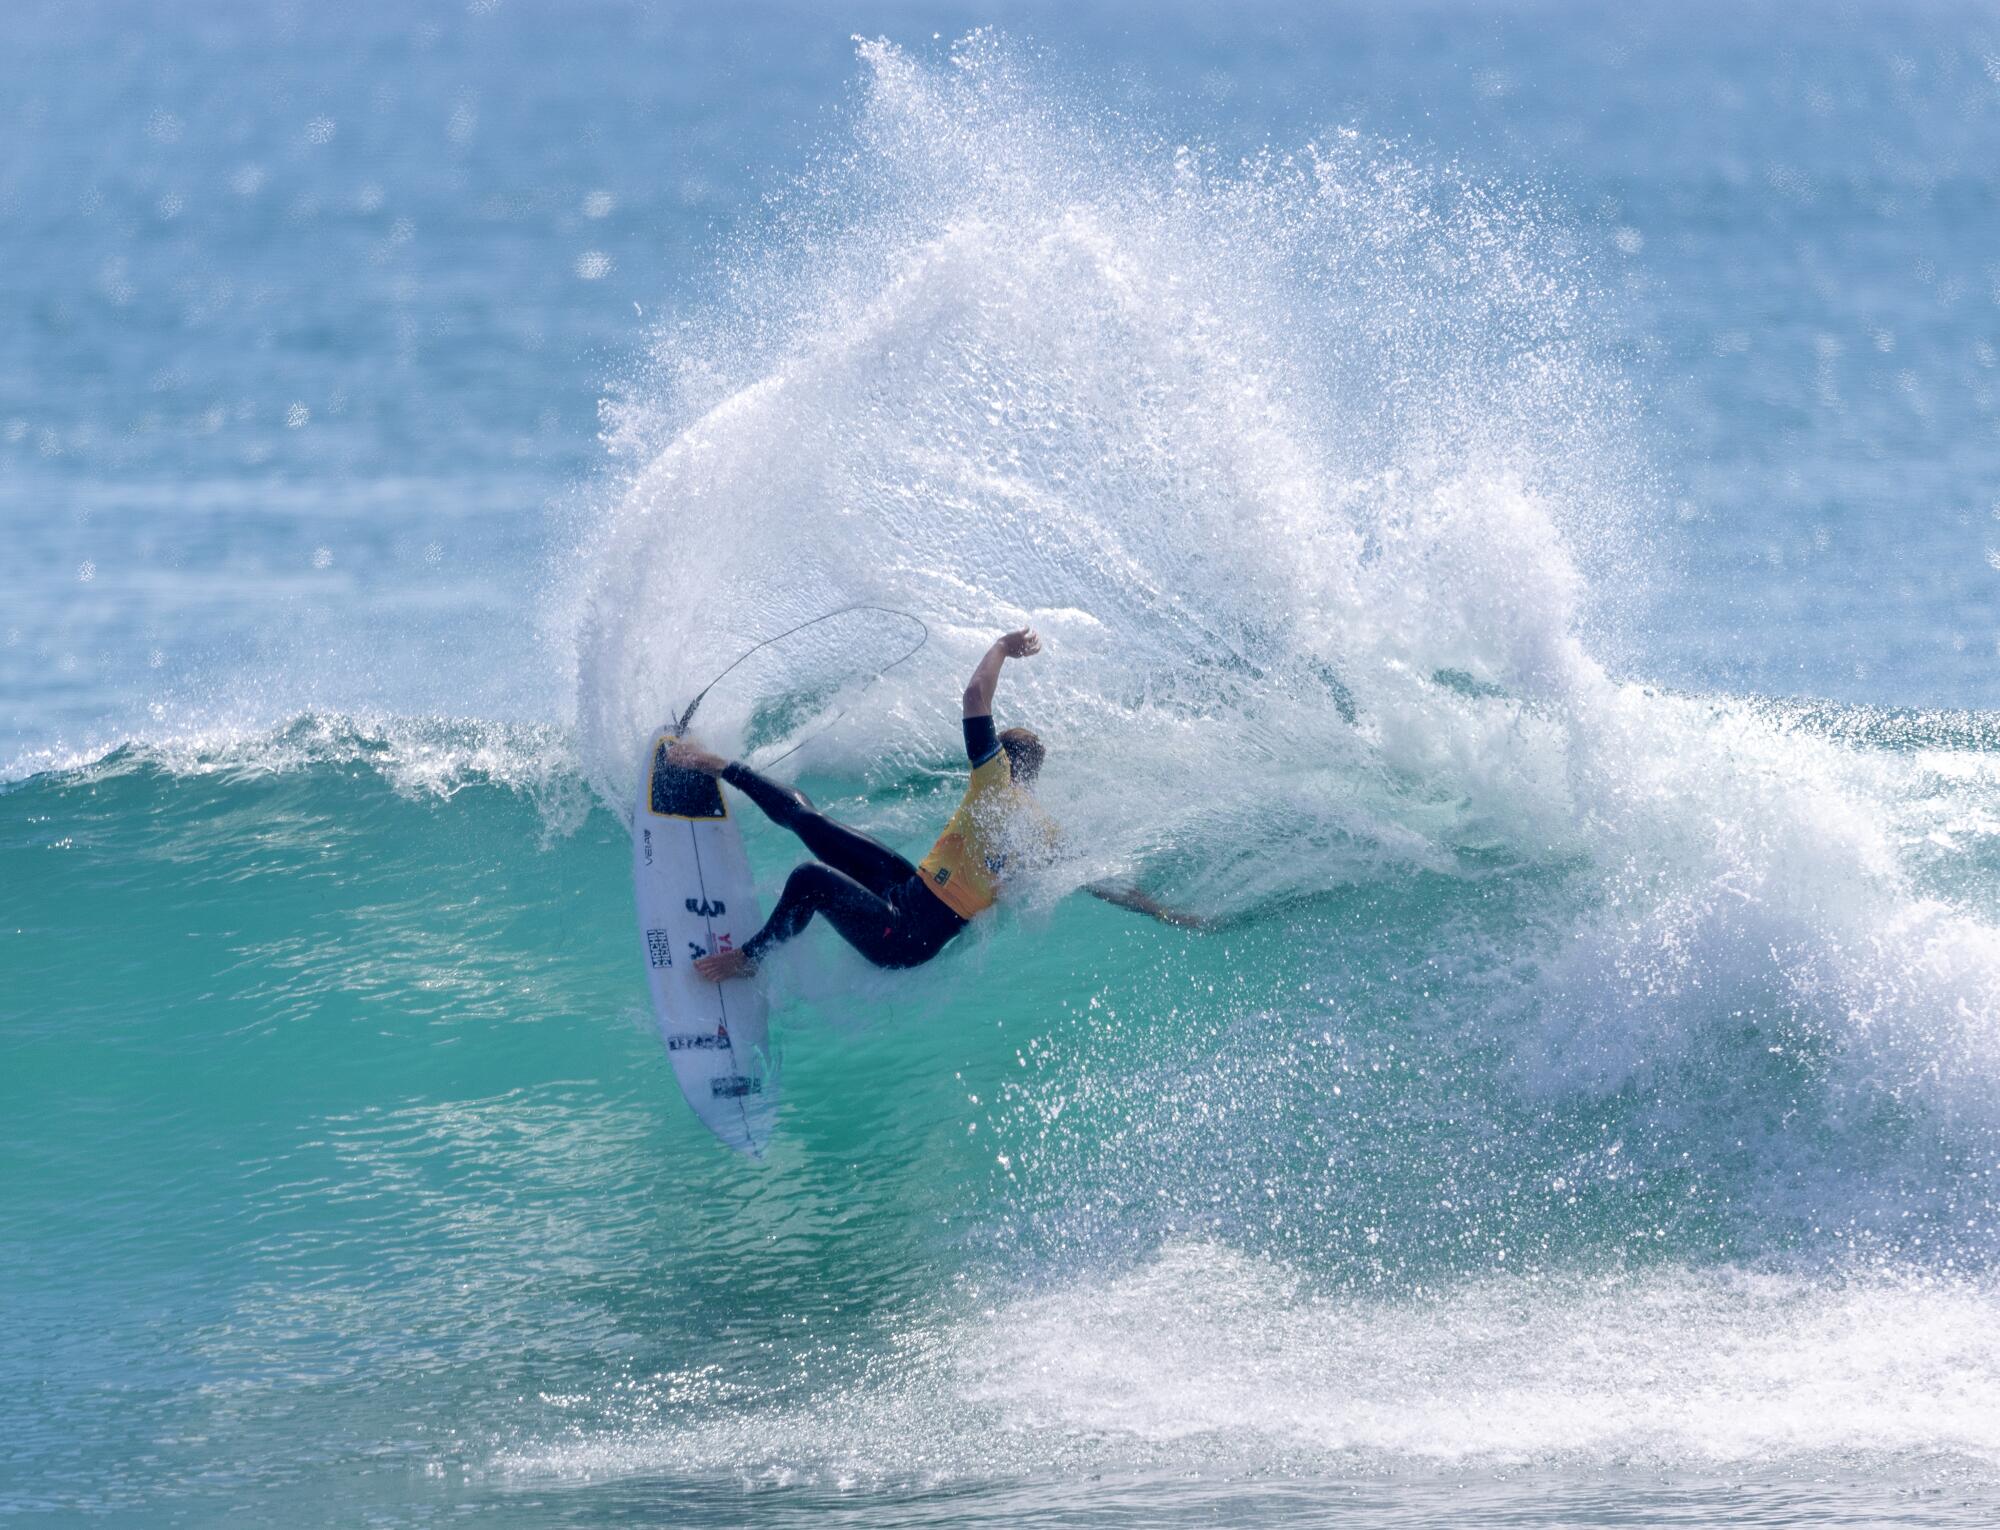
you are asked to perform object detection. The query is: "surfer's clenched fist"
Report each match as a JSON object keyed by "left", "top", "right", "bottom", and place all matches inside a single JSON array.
[{"left": 962, "top": 628, "right": 1039, "bottom": 717}]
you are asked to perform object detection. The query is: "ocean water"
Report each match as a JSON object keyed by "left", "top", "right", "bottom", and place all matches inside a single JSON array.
[{"left": 7, "top": 2, "right": 2000, "bottom": 1524}]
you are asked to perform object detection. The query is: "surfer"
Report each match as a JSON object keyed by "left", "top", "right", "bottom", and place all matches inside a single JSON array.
[
  {"left": 672, "top": 625, "right": 1203, "bottom": 979},
  {"left": 671, "top": 627, "right": 1053, "bottom": 978}
]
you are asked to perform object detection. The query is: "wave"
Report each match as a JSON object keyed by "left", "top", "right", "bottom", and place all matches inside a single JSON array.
[
  {"left": 11, "top": 678, "right": 2000, "bottom": 1268},
  {"left": 14, "top": 717, "right": 1995, "bottom": 1499},
  {"left": 538, "top": 34, "right": 2000, "bottom": 1262},
  {"left": 12, "top": 35, "right": 2000, "bottom": 1276}
]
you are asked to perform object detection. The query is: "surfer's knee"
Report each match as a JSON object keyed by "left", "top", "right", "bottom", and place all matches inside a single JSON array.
[{"left": 780, "top": 860, "right": 841, "bottom": 904}]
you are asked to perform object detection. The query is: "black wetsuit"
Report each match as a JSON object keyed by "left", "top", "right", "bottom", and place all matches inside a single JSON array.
[{"left": 725, "top": 731, "right": 987, "bottom": 969}]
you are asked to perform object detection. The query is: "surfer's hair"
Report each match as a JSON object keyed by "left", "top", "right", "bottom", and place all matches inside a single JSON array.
[{"left": 1000, "top": 727, "right": 1044, "bottom": 784}]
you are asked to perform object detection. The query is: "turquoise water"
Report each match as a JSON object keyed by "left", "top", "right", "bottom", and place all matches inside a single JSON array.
[{"left": 8, "top": 3, "right": 2000, "bottom": 1524}]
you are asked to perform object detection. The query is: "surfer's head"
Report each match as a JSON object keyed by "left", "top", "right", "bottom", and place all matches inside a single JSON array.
[{"left": 1000, "top": 726, "right": 1044, "bottom": 785}]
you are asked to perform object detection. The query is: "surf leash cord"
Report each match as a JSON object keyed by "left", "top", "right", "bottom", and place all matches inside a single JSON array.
[{"left": 675, "top": 604, "right": 930, "bottom": 767}]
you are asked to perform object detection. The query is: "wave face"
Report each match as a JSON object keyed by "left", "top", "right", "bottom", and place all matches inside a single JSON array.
[
  {"left": 8, "top": 704, "right": 2000, "bottom": 1520},
  {"left": 9, "top": 32, "right": 2000, "bottom": 1530}
]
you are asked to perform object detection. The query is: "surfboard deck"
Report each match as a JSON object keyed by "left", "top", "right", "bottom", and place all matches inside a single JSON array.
[{"left": 632, "top": 730, "right": 777, "bottom": 1156}]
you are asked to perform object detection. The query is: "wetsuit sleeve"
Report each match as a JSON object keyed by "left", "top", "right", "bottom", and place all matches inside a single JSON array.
[{"left": 963, "top": 714, "right": 1000, "bottom": 767}]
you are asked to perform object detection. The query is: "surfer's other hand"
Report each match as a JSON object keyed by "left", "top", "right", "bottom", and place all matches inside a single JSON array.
[
  {"left": 693, "top": 948, "right": 755, "bottom": 982},
  {"left": 999, "top": 627, "right": 1041, "bottom": 659},
  {"left": 667, "top": 740, "right": 727, "bottom": 776}
]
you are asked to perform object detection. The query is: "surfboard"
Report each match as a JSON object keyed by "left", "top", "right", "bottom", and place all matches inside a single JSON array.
[{"left": 632, "top": 729, "right": 777, "bottom": 1156}]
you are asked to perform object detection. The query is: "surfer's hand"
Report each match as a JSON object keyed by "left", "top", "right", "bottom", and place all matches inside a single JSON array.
[
  {"left": 693, "top": 948, "right": 755, "bottom": 982},
  {"left": 1087, "top": 880, "right": 1210, "bottom": 931},
  {"left": 666, "top": 740, "right": 727, "bottom": 777},
  {"left": 966, "top": 629, "right": 1038, "bottom": 714}
]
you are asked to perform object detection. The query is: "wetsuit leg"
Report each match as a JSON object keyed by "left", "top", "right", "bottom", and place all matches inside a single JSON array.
[
  {"left": 743, "top": 862, "right": 909, "bottom": 968},
  {"left": 722, "top": 762, "right": 916, "bottom": 898}
]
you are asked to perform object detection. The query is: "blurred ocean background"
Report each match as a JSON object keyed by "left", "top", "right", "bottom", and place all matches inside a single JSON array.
[{"left": 7, "top": 2, "right": 2000, "bottom": 1524}]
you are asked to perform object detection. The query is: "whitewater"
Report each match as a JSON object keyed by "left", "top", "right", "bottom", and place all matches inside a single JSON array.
[{"left": 7, "top": 15, "right": 2000, "bottom": 1527}]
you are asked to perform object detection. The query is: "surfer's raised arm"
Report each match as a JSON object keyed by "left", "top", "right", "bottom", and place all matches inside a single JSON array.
[{"left": 963, "top": 627, "right": 1040, "bottom": 717}]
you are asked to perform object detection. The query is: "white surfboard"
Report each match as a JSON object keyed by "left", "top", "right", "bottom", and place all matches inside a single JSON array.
[{"left": 632, "top": 729, "right": 777, "bottom": 1156}]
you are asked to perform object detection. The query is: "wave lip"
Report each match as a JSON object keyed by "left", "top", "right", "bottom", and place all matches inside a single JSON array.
[{"left": 2, "top": 711, "right": 586, "bottom": 810}]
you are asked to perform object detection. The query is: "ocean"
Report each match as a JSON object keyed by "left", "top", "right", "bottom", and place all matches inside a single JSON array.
[{"left": 6, "top": 2, "right": 2000, "bottom": 1524}]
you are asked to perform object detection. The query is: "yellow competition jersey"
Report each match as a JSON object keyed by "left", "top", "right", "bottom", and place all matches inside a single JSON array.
[{"left": 917, "top": 750, "right": 1056, "bottom": 920}]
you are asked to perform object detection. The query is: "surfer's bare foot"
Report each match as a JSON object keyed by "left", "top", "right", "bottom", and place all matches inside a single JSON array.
[
  {"left": 666, "top": 740, "right": 727, "bottom": 776},
  {"left": 694, "top": 948, "right": 755, "bottom": 982}
]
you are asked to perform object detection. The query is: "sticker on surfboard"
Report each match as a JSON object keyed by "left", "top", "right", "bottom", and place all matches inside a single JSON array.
[{"left": 633, "top": 730, "right": 776, "bottom": 1155}]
